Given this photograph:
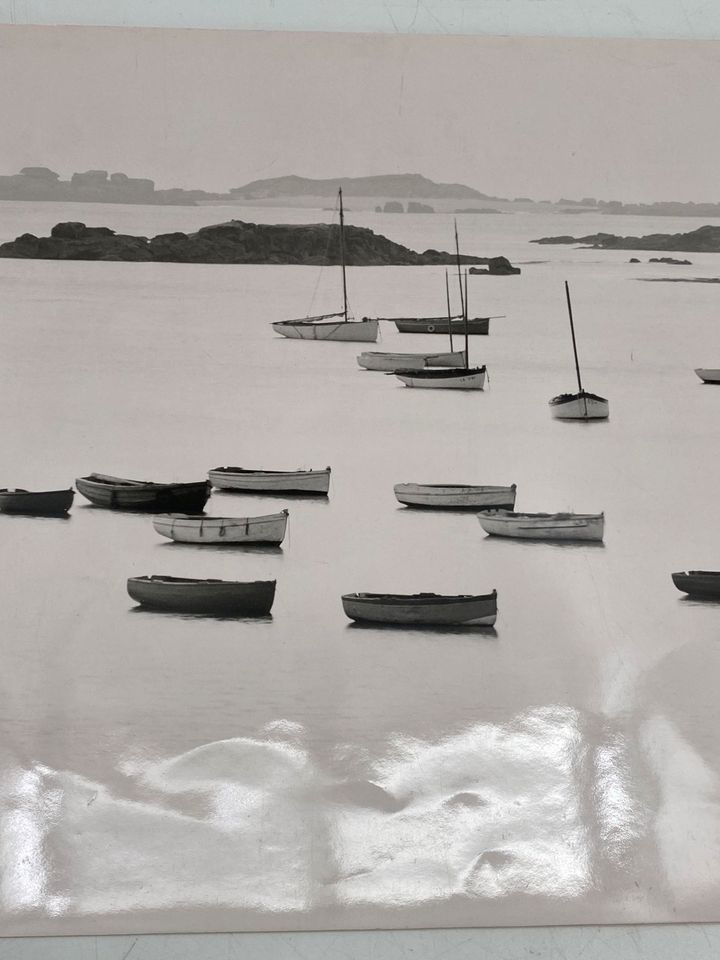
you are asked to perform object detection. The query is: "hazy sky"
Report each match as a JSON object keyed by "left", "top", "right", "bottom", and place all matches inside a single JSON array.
[{"left": 1, "top": 25, "right": 719, "bottom": 202}]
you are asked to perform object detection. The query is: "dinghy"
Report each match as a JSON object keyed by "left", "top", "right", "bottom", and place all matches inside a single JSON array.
[
  {"left": 549, "top": 282, "right": 608, "bottom": 420},
  {"left": 395, "top": 366, "right": 486, "bottom": 389},
  {"left": 341, "top": 590, "right": 497, "bottom": 626},
  {"left": 357, "top": 349, "right": 467, "bottom": 371},
  {"left": 672, "top": 571, "right": 720, "bottom": 599},
  {"left": 127, "top": 576, "right": 276, "bottom": 616},
  {"left": 695, "top": 369, "right": 720, "bottom": 384},
  {"left": 394, "top": 483, "right": 516, "bottom": 510},
  {"left": 76, "top": 474, "right": 211, "bottom": 512},
  {"left": 478, "top": 510, "right": 604, "bottom": 542},
  {"left": 152, "top": 510, "right": 288, "bottom": 545},
  {"left": 0, "top": 487, "right": 74, "bottom": 515},
  {"left": 209, "top": 466, "right": 331, "bottom": 495},
  {"left": 271, "top": 188, "right": 378, "bottom": 343},
  {"left": 393, "top": 316, "right": 492, "bottom": 335}
]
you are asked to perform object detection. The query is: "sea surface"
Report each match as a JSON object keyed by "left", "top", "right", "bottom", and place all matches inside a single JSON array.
[{"left": 2, "top": 201, "right": 720, "bottom": 935}]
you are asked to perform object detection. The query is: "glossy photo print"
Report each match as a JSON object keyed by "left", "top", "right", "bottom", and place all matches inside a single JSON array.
[{"left": 2, "top": 25, "right": 720, "bottom": 936}]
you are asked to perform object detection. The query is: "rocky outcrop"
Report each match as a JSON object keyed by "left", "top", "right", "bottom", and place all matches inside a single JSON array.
[
  {"left": 469, "top": 257, "right": 521, "bottom": 276},
  {"left": 531, "top": 225, "right": 720, "bottom": 253},
  {"left": 407, "top": 201, "right": 434, "bottom": 213},
  {"left": 230, "top": 173, "right": 489, "bottom": 201},
  {"left": 649, "top": 256, "right": 692, "bottom": 265},
  {"left": 383, "top": 201, "right": 404, "bottom": 213},
  {"left": 0, "top": 220, "right": 520, "bottom": 269}
]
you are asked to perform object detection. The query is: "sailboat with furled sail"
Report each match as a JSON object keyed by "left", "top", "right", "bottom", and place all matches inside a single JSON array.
[
  {"left": 271, "top": 188, "right": 378, "bottom": 343},
  {"left": 549, "top": 282, "right": 609, "bottom": 420},
  {"left": 392, "top": 223, "right": 487, "bottom": 390}
]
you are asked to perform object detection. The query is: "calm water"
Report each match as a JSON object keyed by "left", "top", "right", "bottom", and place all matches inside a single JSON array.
[{"left": 2, "top": 201, "right": 720, "bottom": 934}]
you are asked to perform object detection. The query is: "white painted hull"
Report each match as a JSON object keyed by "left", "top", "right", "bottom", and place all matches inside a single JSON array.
[
  {"left": 272, "top": 319, "right": 378, "bottom": 342},
  {"left": 395, "top": 368, "right": 486, "bottom": 390},
  {"left": 209, "top": 467, "right": 331, "bottom": 495},
  {"left": 357, "top": 350, "right": 467, "bottom": 371},
  {"left": 152, "top": 510, "right": 288, "bottom": 545},
  {"left": 695, "top": 368, "right": 720, "bottom": 384},
  {"left": 479, "top": 510, "right": 604, "bottom": 541},
  {"left": 394, "top": 483, "right": 516, "bottom": 510},
  {"left": 549, "top": 392, "right": 609, "bottom": 420},
  {"left": 342, "top": 591, "right": 497, "bottom": 626}
]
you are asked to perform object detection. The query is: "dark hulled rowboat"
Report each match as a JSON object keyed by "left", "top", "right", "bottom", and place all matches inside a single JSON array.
[
  {"left": 0, "top": 488, "right": 74, "bottom": 515},
  {"left": 672, "top": 571, "right": 720, "bottom": 599},
  {"left": 342, "top": 590, "right": 497, "bottom": 626},
  {"left": 127, "top": 576, "right": 276, "bottom": 616},
  {"left": 76, "top": 473, "right": 210, "bottom": 512},
  {"left": 392, "top": 316, "right": 490, "bottom": 335}
]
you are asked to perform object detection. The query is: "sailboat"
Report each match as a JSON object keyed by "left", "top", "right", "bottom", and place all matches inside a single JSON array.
[
  {"left": 271, "top": 188, "right": 378, "bottom": 343},
  {"left": 393, "top": 225, "right": 487, "bottom": 390},
  {"left": 549, "top": 282, "right": 609, "bottom": 420}
]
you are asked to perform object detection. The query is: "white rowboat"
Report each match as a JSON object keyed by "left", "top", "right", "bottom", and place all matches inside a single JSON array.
[
  {"left": 342, "top": 590, "right": 497, "bottom": 626},
  {"left": 357, "top": 349, "right": 467, "bottom": 371},
  {"left": 394, "top": 366, "right": 486, "bottom": 390},
  {"left": 479, "top": 510, "right": 604, "bottom": 541},
  {"left": 153, "top": 510, "right": 288, "bottom": 545},
  {"left": 394, "top": 483, "right": 516, "bottom": 510},
  {"left": 695, "top": 369, "right": 720, "bottom": 384},
  {"left": 209, "top": 467, "right": 331, "bottom": 496}
]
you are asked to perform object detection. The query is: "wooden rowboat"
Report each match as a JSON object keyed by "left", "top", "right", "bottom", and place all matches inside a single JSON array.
[
  {"left": 0, "top": 487, "right": 74, "bottom": 515},
  {"left": 76, "top": 474, "right": 211, "bottom": 512},
  {"left": 209, "top": 467, "right": 331, "bottom": 496},
  {"left": 695, "top": 369, "right": 720, "bottom": 384},
  {"left": 550, "top": 391, "right": 609, "bottom": 420},
  {"left": 479, "top": 510, "right": 604, "bottom": 541},
  {"left": 394, "top": 483, "right": 516, "bottom": 510},
  {"left": 672, "top": 571, "right": 720, "bottom": 599},
  {"left": 342, "top": 590, "right": 497, "bottom": 626},
  {"left": 357, "top": 349, "right": 467, "bottom": 371},
  {"left": 394, "top": 366, "right": 487, "bottom": 390},
  {"left": 127, "top": 576, "right": 276, "bottom": 616},
  {"left": 153, "top": 510, "right": 288, "bottom": 545}
]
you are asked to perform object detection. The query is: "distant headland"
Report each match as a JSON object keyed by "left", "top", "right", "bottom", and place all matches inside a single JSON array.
[
  {"left": 530, "top": 225, "right": 720, "bottom": 253},
  {"left": 0, "top": 220, "right": 519, "bottom": 272}
]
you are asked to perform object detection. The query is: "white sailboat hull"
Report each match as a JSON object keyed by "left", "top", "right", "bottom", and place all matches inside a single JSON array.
[
  {"left": 479, "top": 510, "right": 604, "bottom": 541},
  {"left": 152, "top": 511, "right": 288, "bottom": 545},
  {"left": 272, "top": 319, "right": 378, "bottom": 342},
  {"left": 394, "top": 483, "right": 516, "bottom": 510},
  {"left": 209, "top": 467, "right": 331, "bottom": 495},
  {"left": 695, "top": 368, "right": 720, "bottom": 384},
  {"left": 395, "top": 367, "right": 486, "bottom": 390},
  {"left": 549, "top": 392, "right": 609, "bottom": 420},
  {"left": 357, "top": 350, "right": 467, "bottom": 371}
]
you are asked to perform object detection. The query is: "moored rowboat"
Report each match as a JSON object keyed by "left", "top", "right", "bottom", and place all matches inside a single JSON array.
[
  {"left": 672, "top": 571, "right": 720, "bottom": 599},
  {"left": 394, "top": 366, "right": 486, "bottom": 390},
  {"left": 75, "top": 474, "right": 211, "bottom": 512},
  {"left": 341, "top": 590, "right": 497, "bottom": 626},
  {"left": 127, "top": 576, "right": 276, "bottom": 616},
  {"left": 209, "top": 467, "right": 331, "bottom": 496},
  {"left": 153, "top": 510, "right": 288, "bottom": 545},
  {"left": 479, "top": 509, "right": 604, "bottom": 541},
  {"left": 394, "top": 483, "right": 516, "bottom": 510},
  {"left": 0, "top": 488, "right": 74, "bottom": 515},
  {"left": 357, "top": 349, "right": 467, "bottom": 371},
  {"left": 695, "top": 369, "right": 720, "bottom": 384}
]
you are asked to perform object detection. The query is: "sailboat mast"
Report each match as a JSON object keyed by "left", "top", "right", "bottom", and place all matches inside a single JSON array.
[
  {"left": 445, "top": 270, "right": 454, "bottom": 352},
  {"left": 564, "top": 280, "right": 583, "bottom": 393},
  {"left": 454, "top": 219, "right": 465, "bottom": 320},
  {"left": 463, "top": 269, "right": 470, "bottom": 365},
  {"left": 338, "top": 188, "right": 349, "bottom": 322}
]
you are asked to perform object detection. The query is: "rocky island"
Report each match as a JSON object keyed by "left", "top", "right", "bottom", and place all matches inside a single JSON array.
[
  {"left": 531, "top": 225, "right": 720, "bottom": 253},
  {"left": 0, "top": 220, "right": 520, "bottom": 271}
]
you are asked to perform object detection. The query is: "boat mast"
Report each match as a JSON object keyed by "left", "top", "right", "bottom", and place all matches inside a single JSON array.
[
  {"left": 338, "top": 187, "right": 349, "bottom": 322},
  {"left": 463, "top": 269, "right": 470, "bottom": 365},
  {"left": 564, "top": 280, "right": 583, "bottom": 394},
  {"left": 454, "top": 219, "right": 465, "bottom": 320},
  {"left": 445, "top": 270, "right": 454, "bottom": 352}
]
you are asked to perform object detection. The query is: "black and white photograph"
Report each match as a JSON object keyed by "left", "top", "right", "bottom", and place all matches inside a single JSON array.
[{"left": 2, "top": 20, "right": 720, "bottom": 939}]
